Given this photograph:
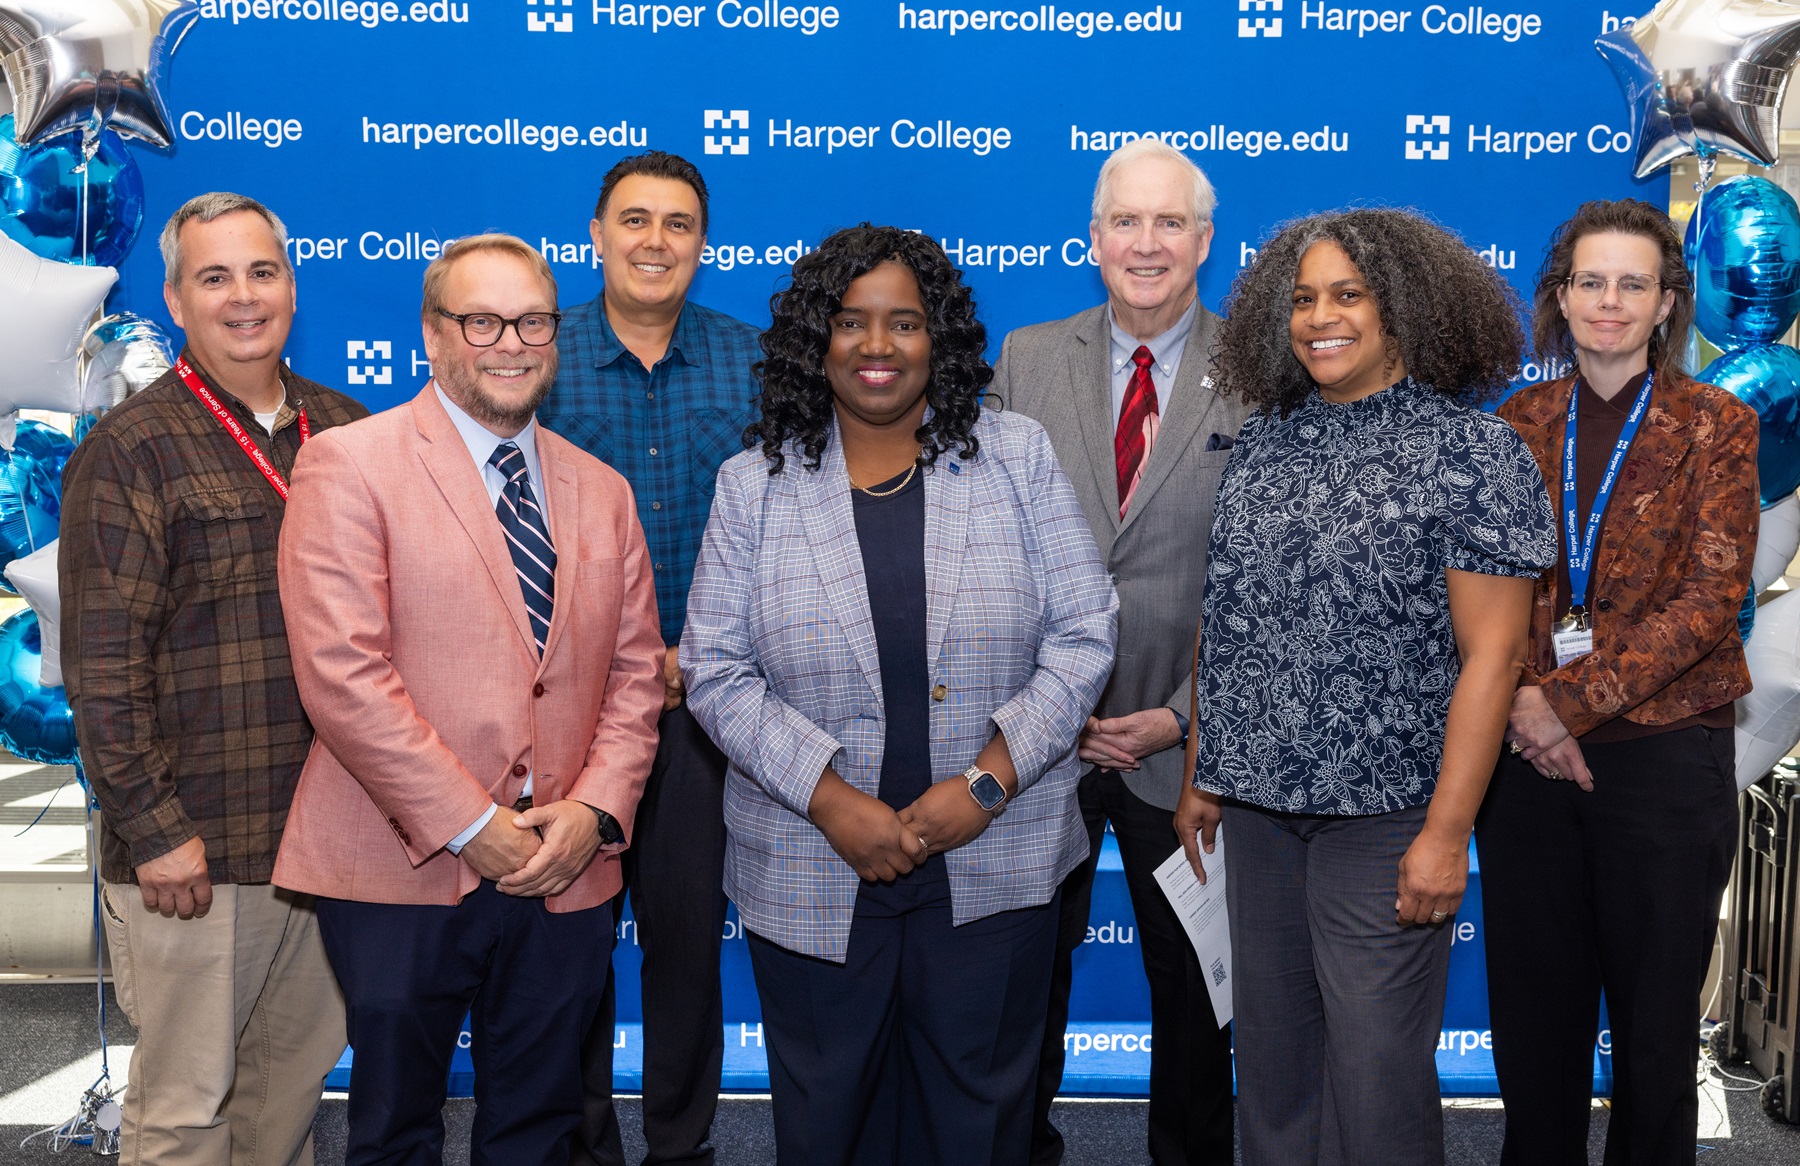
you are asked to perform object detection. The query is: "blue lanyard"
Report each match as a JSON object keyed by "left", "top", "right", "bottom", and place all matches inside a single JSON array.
[{"left": 1563, "top": 372, "right": 1653, "bottom": 619}]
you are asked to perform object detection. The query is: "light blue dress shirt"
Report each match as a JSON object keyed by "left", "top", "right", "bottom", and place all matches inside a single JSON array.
[
  {"left": 435, "top": 383, "right": 548, "bottom": 853},
  {"left": 1108, "top": 297, "right": 1198, "bottom": 427}
]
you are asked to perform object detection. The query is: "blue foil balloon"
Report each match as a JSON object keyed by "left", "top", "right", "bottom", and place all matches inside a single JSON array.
[
  {"left": 0, "top": 610, "right": 76, "bottom": 765},
  {"left": 1688, "top": 176, "right": 1800, "bottom": 349},
  {"left": 0, "top": 113, "right": 144, "bottom": 267},
  {"left": 0, "top": 420, "right": 74, "bottom": 594},
  {"left": 1700, "top": 344, "right": 1800, "bottom": 505}
]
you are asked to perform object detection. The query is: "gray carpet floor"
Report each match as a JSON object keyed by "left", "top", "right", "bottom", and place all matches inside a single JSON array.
[{"left": 5, "top": 982, "right": 1799, "bottom": 1164}]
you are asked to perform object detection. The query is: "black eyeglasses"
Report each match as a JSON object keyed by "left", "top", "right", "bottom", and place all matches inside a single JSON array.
[{"left": 436, "top": 308, "right": 562, "bottom": 347}]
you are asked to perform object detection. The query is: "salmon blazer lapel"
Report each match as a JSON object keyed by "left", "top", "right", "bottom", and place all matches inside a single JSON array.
[
  {"left": 537, "top": 433, "right": 580, "bottom": 669},
  {"left": 412, "top": 389, "right": 540, "bottom": 662}
]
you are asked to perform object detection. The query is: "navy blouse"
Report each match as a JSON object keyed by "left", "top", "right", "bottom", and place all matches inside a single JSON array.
[{"left": 1194, "top": 379, "right": 1556, "bottom": 817}]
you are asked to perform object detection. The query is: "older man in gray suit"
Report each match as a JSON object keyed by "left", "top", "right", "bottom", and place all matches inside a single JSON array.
[{"left": 994, "top": 138, "right": 1251, "bottom": 1166}]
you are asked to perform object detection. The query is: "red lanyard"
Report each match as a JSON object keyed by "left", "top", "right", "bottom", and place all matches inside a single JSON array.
[{"left": 174, "top": 357, "right": 309, "bottom": 500}]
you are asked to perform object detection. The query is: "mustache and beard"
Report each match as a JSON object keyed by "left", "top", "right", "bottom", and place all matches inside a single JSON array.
[{"left": 437, "top": 346, "right": 559, "bottom": 433}]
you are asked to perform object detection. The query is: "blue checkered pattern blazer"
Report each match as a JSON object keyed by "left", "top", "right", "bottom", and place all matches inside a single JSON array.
[{"left": 683, "top": 409, "right": 1118, "bottom": 961}]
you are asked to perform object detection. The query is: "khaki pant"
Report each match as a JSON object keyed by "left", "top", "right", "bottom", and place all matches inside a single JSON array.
[{"left": 100, "top": 880, "right": 346, "bottom": 1166}]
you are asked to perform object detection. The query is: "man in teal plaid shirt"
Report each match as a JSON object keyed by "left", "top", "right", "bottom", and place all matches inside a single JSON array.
[{"left": 538, "top": 150, "right": 760, "bottom": 1166}]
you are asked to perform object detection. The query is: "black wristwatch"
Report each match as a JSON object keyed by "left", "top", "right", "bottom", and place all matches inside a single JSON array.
[
  {"left": 589, "top": 805, "right": 624, "bottom": 846},
  {"left": 1171, "top": 710, "right": 1190, "bottom": 749}
]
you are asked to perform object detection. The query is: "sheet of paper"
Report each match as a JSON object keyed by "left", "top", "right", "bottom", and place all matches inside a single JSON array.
[{"left": 1153, "top": 830, "right": 1231, "bottom": 1028}]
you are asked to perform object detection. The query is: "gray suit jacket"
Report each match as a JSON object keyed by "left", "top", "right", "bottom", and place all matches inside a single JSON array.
[{"left": 992, "top": 302, "right": 1254, "bottom": 810}]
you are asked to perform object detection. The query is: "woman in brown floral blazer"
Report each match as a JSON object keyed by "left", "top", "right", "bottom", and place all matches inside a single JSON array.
[{"left": 1481, "top": 199, "right": 1759, "bottom": 1166}]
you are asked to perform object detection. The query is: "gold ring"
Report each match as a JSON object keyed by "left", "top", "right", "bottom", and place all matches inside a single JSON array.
[
  {"left": 1508, "top": 741, "right": 1523, "bottom": 755},
  {"left": 1430, "top": 910, "right": 1447, "bottom": 921},
  {"left": 1548, "top": 771, "right": 1562, "bottom": 781},
  {"left": 918, "top": 834, "right": 929, "bottom": 854}
]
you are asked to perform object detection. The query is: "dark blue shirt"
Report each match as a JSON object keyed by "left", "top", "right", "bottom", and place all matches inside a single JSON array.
[
  {"left": 852, "top": 465, "right": 946, "bottom": 903},
  {"left": 539, "top": 297, "right": 762, "bottom": 645},
  {"left": 1195, "top": 379, "right": 1556, "bottom": 816}
]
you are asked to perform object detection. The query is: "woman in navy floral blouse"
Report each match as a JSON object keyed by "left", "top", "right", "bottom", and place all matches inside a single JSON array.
[{"left": 1179, "top": 209, "right": 1556, "bottom": 1166}]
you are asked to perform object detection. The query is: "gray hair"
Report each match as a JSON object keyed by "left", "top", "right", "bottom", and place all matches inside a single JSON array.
[
  {"left": 161, "top": 192, "right": 290, "bottom": 284},
  {"left": 1090, "top": 138, "right": 1217, "bottom": 228}
]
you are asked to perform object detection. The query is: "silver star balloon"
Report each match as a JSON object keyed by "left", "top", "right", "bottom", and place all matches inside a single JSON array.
[
  {"left": 0, "top": 0, "right": 199, "bottom": 148},
  {"left": 1597, "top": 0, "right": 1800, "bottom": 179}
]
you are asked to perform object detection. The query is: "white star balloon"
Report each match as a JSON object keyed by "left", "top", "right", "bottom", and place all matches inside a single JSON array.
[
  {"left": 1597, "top": 0, "right": 1800, "bottom": 178},
  {"left": 0, "top": 0, "right": 199, "bottom": 147},
  {"left": 0, "top": 230, "right": 116, "bottom": 413}
]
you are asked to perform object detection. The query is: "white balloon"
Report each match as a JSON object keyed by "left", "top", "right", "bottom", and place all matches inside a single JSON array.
[
  {"left": 1736, "top": 586, "right": 1800, "bottom": 789},
  {"left": 0, "top": 233, "right": 116, "bottom": 414},
  {"left": 1754, "top": 493, "right": 1800, "bottom": 593},
  {"left": 2, "top": 538, "right": 58, "bottom": 686}
]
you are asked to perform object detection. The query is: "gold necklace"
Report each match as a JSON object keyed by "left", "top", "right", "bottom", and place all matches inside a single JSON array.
[{"left": 851, "top": 459, "right": 919, "bottom": 498}]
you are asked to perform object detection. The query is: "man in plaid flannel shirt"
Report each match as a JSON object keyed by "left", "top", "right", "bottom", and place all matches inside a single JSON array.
[{"left": 61, "top": 192, "right": 368, "bottom": 1166}]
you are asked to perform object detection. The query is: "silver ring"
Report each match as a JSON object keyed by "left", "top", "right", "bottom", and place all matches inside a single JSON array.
[
  {"left": 1548, "top": 770, "right": 1563, "bottom": 781},
  {"left": 917, "top": 834, "right": 929, "bottom": 854},
  {"left": 1430, "top": 910, "right": 1447, "bottom": 921},
  {"left": 1508, "top": 741, "right": 1523, "bottom": 755}
]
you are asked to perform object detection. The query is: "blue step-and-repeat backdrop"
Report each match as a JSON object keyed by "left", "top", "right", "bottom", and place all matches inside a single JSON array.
[{"left": 133, "top": 0, "right": 1654, "bottom": 1095}]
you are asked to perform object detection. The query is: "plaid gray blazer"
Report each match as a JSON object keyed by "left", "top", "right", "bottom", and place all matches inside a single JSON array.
[{"left": 683, "top": 409, "right": 1118, "bottom": 961}]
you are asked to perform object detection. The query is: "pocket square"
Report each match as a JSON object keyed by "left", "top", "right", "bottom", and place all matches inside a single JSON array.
[{"left": 1204, "top": 433, "right": 1235, "bottom": 452}]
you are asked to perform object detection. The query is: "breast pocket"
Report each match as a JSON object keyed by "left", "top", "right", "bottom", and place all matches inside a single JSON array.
[{"left": 171, "top": 488, "right": 276, "bottom": 587}]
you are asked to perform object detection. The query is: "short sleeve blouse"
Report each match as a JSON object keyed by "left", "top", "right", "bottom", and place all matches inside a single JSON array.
[{"left": 1194, "top": 378, "right": 1556, "bottom": 816}]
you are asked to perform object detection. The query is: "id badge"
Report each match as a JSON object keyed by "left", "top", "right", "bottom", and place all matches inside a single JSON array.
[{"left": 1553, "top": 627, "right": 1594, "bottom": 666}]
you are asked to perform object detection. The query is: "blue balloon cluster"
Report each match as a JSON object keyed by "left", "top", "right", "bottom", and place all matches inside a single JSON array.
[
  {"left": 0, "top": 114, "right": 144, "bottom": 268},
  {"left": 0, "top": 609, "right": 76, "bottom": 765},
  {"left": 1690, "top": 177, "right": 1800, "bottom": 510},
  {"left": 0, "top": 420, "right": 74, "bottom": 594}
]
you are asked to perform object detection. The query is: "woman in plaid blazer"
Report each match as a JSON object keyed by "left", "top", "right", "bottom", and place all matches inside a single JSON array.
[{"left": 683, "top": 225, "right": 1118, "bottom": 1166}]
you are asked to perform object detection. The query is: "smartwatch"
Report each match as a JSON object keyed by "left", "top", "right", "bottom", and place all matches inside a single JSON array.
[
  {"left": 589, "top": 805, "right": 624, "bottom": 846},
  {"left": 964, "top": 763, "right": 1008, "bottom": 814}
]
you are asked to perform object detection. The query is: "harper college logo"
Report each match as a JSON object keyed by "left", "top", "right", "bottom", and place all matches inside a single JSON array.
[
  {"left": 347, "top": 340, "right": 392, "bottom": 387},
  {"left": 1405, "top": 115, "right": 1451, "bottom": 161},
  {"left": 526, "top": 0, "right": 573, "bottom": 33},
  {"left": 1238, "top": 0, "right": 1281, "bottom": 37},
  {"left": 704, "top": 110, "right": 750, "bottom": 155}
]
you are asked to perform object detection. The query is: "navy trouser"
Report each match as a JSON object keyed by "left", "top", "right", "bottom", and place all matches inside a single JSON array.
[
  {"left": 574, "top": 703, "right": 730, "bottom": 1166},
  {"left": 1478, "top": 727, "right": 1738, "bottom": 1166},
  {"left": 318, "top": 880, "right": 615, "bottom": 1166},
  {"left": 1224, "top": 801, "right": 1453, "bottom": 1166},
  {"left": 747, "top": 879, "right": 1058, "bottom": 1166}
]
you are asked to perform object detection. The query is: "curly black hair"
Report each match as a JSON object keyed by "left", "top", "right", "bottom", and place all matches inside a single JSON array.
[
  {"left": 1214, "top": 208, "right": 1524, "bottom": 414},
  {"left": 748, "top": 224, "right": 990, "bottom": 474}
]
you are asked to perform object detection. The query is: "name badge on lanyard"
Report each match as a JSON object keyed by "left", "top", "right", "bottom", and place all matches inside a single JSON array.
[{"left": 1557, "top": 373, "right": 1652, "bottom": 666}]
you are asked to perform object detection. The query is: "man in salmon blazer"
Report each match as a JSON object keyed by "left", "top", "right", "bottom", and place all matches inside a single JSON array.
[{"left": 273, "top": 233, "right": 664, "bottom": 1166}]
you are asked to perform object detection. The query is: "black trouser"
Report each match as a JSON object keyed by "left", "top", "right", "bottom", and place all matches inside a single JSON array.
[
  {"left": 573, "top": 703, "right": 730, "bottom": 1166},
  {"left": 319, "top": 882, "right": 615, "bottom": 1166},
  {"left": 747, "top": 883, "right": 1059, "bottom": 1166},
  {"left": 1031, "top": 768, "right": 1235, "bottom": 1166},
  {"left": 1477, "top": 727, "right": 1738, "bottom": 1166}
]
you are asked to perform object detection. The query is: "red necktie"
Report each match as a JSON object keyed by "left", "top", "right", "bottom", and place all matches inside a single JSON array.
[{"left": 1115, "top": 346, "right": 1160, "bottom": 517}]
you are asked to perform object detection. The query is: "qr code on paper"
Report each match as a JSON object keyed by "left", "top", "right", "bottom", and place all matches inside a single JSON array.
[{"left": 1210, "top": 958, "right": 1227, "bottom": 987}]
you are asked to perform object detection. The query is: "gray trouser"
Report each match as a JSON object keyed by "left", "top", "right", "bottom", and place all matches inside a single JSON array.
[{"left": 1223, "top": 801, "right": 1452, "bottom": 1166}]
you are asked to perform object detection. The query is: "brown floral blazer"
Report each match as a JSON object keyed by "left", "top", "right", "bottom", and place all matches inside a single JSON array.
[{"left": 1497, "top": 373, "right": 1759, "bottom": 737}]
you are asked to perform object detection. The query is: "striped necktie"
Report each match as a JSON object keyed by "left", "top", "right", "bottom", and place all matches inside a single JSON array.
[
  {"left": 489, "top": 442, "right": 556, "bottom": 655},
  {"left": 1115, "top": 345, "right": 1160, "bottom": 517}
]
